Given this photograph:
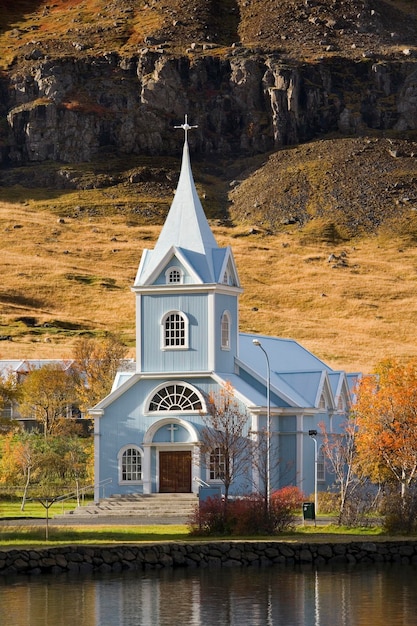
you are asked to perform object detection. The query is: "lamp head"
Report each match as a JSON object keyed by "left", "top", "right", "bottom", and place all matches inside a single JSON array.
[
  {"left": 252, "top": 339, "right": 261, "bottom": 347},
  {"left": 309, "top": 430, "right": 318, "bottom": 437}
]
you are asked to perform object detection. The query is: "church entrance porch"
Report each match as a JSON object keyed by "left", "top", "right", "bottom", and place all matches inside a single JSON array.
[{"left": 159, "top": 450, "right": 192, "bottom": 493}]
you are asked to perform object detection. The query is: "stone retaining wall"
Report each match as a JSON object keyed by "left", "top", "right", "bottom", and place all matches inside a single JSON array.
[{"left": 2, "top": 540, "right": 417, "bottom": 577}]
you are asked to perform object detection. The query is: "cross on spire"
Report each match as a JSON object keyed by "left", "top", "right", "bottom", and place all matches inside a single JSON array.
[{"left": 174, "top": 114, "right": 198, "bottom": 143}]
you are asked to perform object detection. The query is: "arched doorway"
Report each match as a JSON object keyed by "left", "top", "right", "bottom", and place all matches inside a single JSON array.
[{"left": 143, "top": 417, "right": 200, "bottom": 494}]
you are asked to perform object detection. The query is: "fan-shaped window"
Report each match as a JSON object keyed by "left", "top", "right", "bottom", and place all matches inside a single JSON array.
[
  {"left": 162, "top": 311, "right": 188, "bottom": 349},
  {"left": 221, "top": 311, "right": 231, "bottom": 350},
  {"left": 149, "top": 383, "right": 203, "bottom": 412},
  {"left": 118, "top": 446, "right": 143, "bottom": 483},
  {"left": 318, "top": 395, "right": 326, "bottom": 410},
  {"left": 166, "top": 266, "right": 183, "bottom": 284}
]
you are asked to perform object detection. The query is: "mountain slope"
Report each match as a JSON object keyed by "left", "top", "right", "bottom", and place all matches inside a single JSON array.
[
  {"left": 1, "top": 0, "right": 417, "bottom": 66},
  {"left": 0, "top": 1, "right": 417, "bottom": 372}
]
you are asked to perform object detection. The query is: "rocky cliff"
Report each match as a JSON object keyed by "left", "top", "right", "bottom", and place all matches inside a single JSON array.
[
  {"left": 1, "top": 52, "right": 416, "bottom": 165},
  {"left": 1, "top": 0, "right": 417, "bottom": 166}
]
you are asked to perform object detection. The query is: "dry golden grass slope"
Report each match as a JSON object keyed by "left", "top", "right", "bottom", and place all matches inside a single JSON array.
[
  {"left": 0, "top": 1, "right": 417, "bottom": 374},
  {"left": 0, "top": 186, "right": 417, "bottom": 374}
]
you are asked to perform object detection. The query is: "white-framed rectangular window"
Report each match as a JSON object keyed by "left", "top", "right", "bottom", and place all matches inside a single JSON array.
[
  {"left": 209, "top": 447, "right": 225, "bottom": 480},
  {"left": 120, "top": 447, "right": 142, "bottom": 482}
]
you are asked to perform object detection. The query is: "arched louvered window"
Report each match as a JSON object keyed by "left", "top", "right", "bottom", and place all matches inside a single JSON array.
[
  {"left": 162, "top": 311, "right": 188, "bottom": 349},
  {"left": 148, "top": 383, "right": 203, "bottom": 412}
]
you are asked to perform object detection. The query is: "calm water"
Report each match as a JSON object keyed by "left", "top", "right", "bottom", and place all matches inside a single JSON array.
[{"left": 1, "top": 563, "right": 417, "bottom": 626}]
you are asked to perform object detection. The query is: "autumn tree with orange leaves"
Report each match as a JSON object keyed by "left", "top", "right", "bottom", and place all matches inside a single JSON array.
[{"left": 354, "top": 358, "right": 417, "bottom": 499}]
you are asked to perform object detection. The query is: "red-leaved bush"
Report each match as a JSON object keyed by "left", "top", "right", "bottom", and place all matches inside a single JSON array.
[{"left": 188, "top": 487, "right": 305, "bottom": 536}]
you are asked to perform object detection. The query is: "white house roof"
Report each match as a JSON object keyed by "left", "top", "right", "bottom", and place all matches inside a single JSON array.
[{"left": 0, "top": 359, "right": 74, "bottom": 378}]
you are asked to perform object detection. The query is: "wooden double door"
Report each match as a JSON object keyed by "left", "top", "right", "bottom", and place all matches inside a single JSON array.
[{"left": 159, "top": 450, "right": 191, "bottom": 493}]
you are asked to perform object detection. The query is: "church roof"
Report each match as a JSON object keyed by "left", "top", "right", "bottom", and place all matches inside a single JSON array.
[
  {"left": 104, "top": 331, "right": 355, "bottom": 413},
  {"left": 135, "top": 119, "right": 233, "bottom": 286},
  {"left": 238, "top": 333, "right": 331, "bottom": 374},
  {"left": 235, "top": 333, "right": 354, "bottom": 409}
]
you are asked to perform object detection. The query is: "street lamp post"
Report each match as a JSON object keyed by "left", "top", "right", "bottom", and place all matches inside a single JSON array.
[
  {"left": 309, "top": 429, "right": 318, "bottom": 515},
  {"left": 253, "top": 339, "right": 271, "bottom": 509}
]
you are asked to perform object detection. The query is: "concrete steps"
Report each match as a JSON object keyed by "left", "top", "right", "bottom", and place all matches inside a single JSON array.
[{"left": 66, "top": 493, "right": 198, "bottom": 519}]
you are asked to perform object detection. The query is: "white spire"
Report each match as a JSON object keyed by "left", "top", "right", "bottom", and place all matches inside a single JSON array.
[{"left": 136, "top": 116, "right": 219, "bottom": 284}]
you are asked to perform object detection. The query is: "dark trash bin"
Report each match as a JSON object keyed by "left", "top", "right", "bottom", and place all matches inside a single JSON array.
[{"left": 302, "top": 502, "right": 315, "bottom": 521}]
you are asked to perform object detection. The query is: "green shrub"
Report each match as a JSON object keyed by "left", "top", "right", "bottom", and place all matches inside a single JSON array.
[{"left": 314, "top": 491, "right": 340, "bottom": 515}]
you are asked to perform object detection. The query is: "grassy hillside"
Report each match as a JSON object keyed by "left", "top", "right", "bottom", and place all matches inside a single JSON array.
[
  {"left": 0, "top": 145, "right": 416, "bottom": 374},
  {"left": 0, "top": 1, "right": 417, "bottom": 374}
]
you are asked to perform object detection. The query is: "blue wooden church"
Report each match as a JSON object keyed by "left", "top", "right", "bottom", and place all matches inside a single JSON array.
[{"left": 91, "top": 118, "right": 358, "bottom": 502}]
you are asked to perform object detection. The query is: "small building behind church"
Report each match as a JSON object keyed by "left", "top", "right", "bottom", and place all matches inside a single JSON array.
[{"left": 91, "top": 119, "right": 359, "bottom": 502}]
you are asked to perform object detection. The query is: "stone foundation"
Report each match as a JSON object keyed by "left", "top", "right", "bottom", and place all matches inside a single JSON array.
[{"left": 2, "top": 540, "right": 417, "bottom": 577}]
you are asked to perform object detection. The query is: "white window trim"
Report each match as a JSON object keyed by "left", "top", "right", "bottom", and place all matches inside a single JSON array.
[
  {"left": 118, "top": 444, "right": 143, "bottom": 485},
  {"left": 165, "top": 266, "right": 184, "bottom": 284},
  {"left": 160, "top": 310, "right": 189, "bottom": 350},
  {"left": 206, "top": 447, "right": 227, "bottom": 483},
  {"left": 221, "top": 310, "right": 231, "bottom": 351},
  {"left": 145, "top": 381, "right": 205, "bottom": 415},
  {"left": 317, "top": 445, "right": 326, "bottom": 483}
]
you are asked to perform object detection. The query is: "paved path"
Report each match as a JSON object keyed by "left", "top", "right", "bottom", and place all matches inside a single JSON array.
[
  {"left": 0, "top": 515, "right": 190, "bottom": 526},
  {"left": 0, "top": 515, "right": 325, "bottom": 527}
]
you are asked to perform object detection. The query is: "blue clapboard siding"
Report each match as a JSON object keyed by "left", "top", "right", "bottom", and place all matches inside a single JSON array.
[
  {"left": 140, "top": 293, "right": 209, "bottom": 372},
  {"left": 213, "top": 292, "right": 239, "bottom": 373}
]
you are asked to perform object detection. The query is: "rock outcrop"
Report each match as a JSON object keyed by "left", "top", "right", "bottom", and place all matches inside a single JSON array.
[{"left": 2, "top": 51, "right": 417, "bottom": 165}]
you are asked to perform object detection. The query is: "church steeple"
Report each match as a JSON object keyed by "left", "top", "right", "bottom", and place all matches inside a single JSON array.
[
  {"left": 135, "top": 116, "right": 223, "bottom": 286},
  {"left": 132, "top": 116, "right": 242, "bottom": 374}
]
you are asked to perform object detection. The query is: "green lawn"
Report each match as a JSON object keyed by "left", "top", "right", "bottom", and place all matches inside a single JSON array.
[
  {"left": 0, "top": 499, "right": 391, "bottom": 548},
  {"left": 0, "top": 498, "right": 89, "bottom": 519},
  {"left": 0, "top": 523, "right": 388, "bottom": 548},
  {"left": 0, "top": 524, "right": 191, "bottom": 546}
]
